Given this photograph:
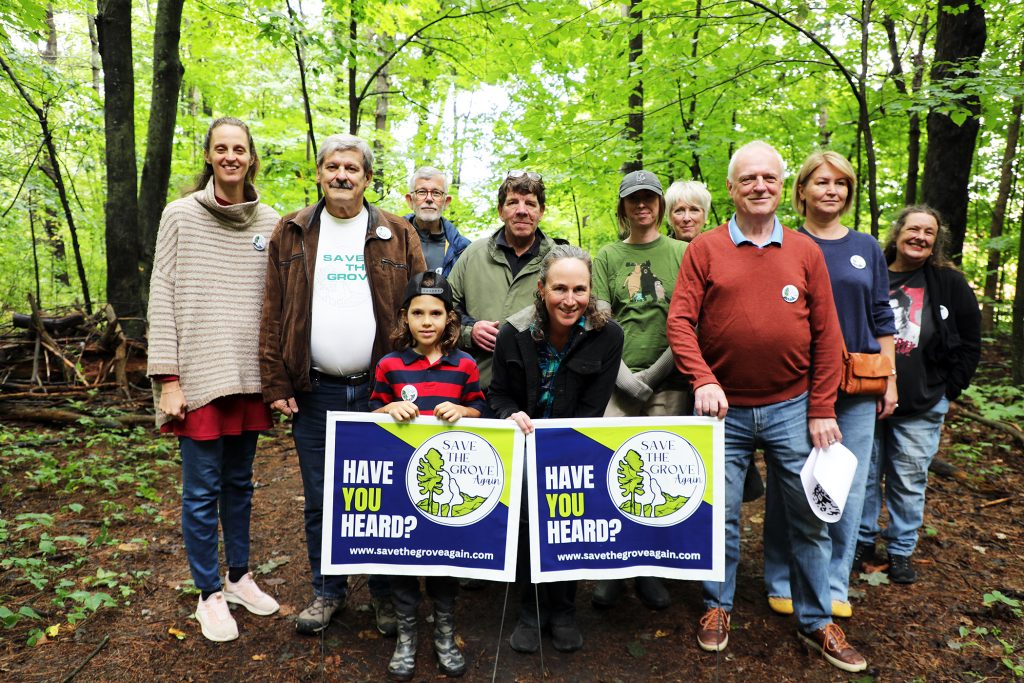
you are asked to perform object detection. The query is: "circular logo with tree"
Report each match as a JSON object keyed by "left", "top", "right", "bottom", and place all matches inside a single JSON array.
[
  {"left": 606, "top": 430, "right": 706, "bottom": 527},
  {"left": 405, "top": 431, "right": 504, "bottom": 527}
]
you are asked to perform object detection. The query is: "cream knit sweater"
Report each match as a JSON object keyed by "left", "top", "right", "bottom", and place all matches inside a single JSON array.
[{"left": 146, "top": 179, "right": 280, "bottom": 427}]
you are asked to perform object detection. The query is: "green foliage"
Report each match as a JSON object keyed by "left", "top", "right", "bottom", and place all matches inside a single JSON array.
[
  {"left": 416, "top": 448, "right": 444, "bottom": 514},
  {"left": 962, "top": 385, "right": 1024, "bottom": 424}
]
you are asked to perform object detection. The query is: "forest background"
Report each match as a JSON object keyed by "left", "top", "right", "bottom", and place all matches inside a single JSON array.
[{"left": 0, "top": 0, "right": 1022, "bottom": 374}]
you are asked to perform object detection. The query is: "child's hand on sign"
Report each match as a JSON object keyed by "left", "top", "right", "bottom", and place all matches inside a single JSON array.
[{"left": 378, "top": 401, "right": 420, "bottom": 422}]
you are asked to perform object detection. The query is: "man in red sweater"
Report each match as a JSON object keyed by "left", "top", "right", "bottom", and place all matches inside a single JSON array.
[{"left": 667, "top": 141, "right": 866, "bottom": 673}]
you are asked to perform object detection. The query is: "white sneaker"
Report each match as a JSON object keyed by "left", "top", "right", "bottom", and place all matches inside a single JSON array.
[
  {"left": 223, "top": 573, "right": 280, "bottom": 616},
  {"left": 195, "top": 592, "right": 239, "bottom": 642}
]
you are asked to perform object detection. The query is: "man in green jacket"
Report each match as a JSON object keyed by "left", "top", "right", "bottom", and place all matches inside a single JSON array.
[{"left": 448, "top": 171, "right": 558, "bottom": 389}]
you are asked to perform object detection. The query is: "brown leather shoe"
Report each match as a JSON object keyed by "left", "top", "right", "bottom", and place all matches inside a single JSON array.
[
  {"left": 696, "top": 607, "right": 730, "bottom": 651},
  {"left": 799, "top": 623, "right": 867, "bottom": 672}
]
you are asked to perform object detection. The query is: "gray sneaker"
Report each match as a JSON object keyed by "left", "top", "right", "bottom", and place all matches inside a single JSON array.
[{"left": 296, "top": 595, "right": 345, "bottom": 635}]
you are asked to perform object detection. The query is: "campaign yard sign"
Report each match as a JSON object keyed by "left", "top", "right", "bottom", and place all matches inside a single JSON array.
[
  {"left": 527, "top": 417, "right": 724, "bottom": 583},
  {"left": 322, "top": 413, "right": 523, "bottom": 581}
]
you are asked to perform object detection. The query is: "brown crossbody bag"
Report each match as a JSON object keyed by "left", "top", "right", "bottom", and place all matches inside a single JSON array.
[{"left": 840, "top": 341, "right": 894, "bottom": 396}]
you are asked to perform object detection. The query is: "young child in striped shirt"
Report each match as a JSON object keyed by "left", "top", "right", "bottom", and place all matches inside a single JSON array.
[{"left": 369, "top": 270, "right": 485, "bottom": 681}]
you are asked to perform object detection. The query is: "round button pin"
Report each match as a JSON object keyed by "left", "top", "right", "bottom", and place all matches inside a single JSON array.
[
  {"left": 252, "top": 234, "right": 266, "bottom": 251},
  {"left": 376, "top": 226, "right": 392, "bottom": 240},
  {"left": 850, "top": 254, "right": 866, "bottom": 269},
  {"left": 401, "top": 385, "right": 418, "bottom": 402},
  {"left": 781, "top": 285, "right": 799, "bottom": 303}
]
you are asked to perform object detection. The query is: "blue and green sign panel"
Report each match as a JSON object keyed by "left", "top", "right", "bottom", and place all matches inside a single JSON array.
[
  {"left": 323, "top": 414, "right": 523, "bottom": 581},
  {"left": 527, "top": 416, "right": 724, "bottom": 583}
]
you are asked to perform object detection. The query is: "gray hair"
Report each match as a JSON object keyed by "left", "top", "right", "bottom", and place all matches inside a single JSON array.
[
  {"left": 726, "top": 140, "right": 786, "bottom": 184},
  {"left": 531, "top": 244, "right": 609, "bottom": 339},
  {"left": 316, "top": 134, "right": 373, "bottom": 175},
  {"left": 408, "top": 166, "right": 449, "bottom": 193},
  {"left": 664, "top": 180, "right": 712, "bottom": 215}
]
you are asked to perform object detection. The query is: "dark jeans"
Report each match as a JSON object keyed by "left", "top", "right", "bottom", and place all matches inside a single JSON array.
[
  {"left": 292, "top": 374, "right": 389, "bottom": 600},
  {"left": 179, "top": 433, "right": 258, "bottom": 593},
  {"left": 390, "top": 576, "right": 458, "bottom": 616},
  {"left": 516, "top": 520, "right": 576, "bottom": 626}
]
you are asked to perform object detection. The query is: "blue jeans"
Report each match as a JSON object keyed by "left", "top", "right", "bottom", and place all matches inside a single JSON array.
[
  {"left": 180, "top": 432, "right": 259, "bottom": 593},
  {"left": 859, "top": 396, "right": 948, "bottom": 556},
  {"left": 701, "top": 392, "right": 831, "bottom": 633},
  {"left": 763, "top": 393, "right": 878, "bottom": 603}
]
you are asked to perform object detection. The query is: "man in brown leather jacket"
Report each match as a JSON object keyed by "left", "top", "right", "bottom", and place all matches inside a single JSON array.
[{"left": 259, "top": 133, "right": 425, "bottom": 636}]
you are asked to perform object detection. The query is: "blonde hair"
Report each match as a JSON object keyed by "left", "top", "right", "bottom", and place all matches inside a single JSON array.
[{"left": 791, "top": 150, "right": 857, "bottom": 217}]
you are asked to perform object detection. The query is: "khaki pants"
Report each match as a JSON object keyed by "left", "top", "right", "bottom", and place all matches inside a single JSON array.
[{"left": 603, "top": 387, "right": 693, "bottom": 418}]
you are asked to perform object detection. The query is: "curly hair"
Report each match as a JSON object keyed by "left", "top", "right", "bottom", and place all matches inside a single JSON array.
[
  {"left": 883, "top": 204, "right": 955, "bottom": 270},
  {"left": 530, "top": 244, "right": 610, "bottom": 342}
]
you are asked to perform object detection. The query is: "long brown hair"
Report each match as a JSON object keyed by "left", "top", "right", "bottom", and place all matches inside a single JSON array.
[
  {"left": 530, "top": 244, "right": 610, "bottom": 342},
  {"left": 883, "top": 205, "right": 955, "bottom": 270},
  {"left": 183, "top": 117, "right": 260, "bottom": 196}
]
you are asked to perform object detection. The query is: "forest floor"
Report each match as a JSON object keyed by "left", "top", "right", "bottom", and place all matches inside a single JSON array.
[{"left": 1, "top": 348, "right": 1023, "bottom": 682}]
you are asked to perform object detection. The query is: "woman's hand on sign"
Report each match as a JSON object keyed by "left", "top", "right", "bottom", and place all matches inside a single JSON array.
[{"left": 508, "top": 411, "right": 534, "bottom": 434}]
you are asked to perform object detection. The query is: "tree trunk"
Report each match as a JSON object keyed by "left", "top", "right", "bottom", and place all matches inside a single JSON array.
[
  {"left": 0, "top": 54, "right": 92, "bottom": 313},
  {"left": 981, "top": 63, "right": 1022, "bottom": 333},
  {"left": 286, "top": 0, "right": 318, "bottom": 189},
  {"left": 884, "top": 12, "right": 928, "bottom": 205},
  {"left": 921, "top": 0, "right": 986, "bottom": 262},
  {"left": 97, "top": 0, "right": 142, "bottom": 327},
  {"left": 1013, "top": 206, "right": 1024, "bottom": 385},
  {"left": 622, "top": 0, "right": 643, "bottom": 173},
  {"left": 87, "top": 13, "right": 101, "bottom": 92},
  {"left": 137, "top": 0, "right": 185, "bottom": 309},
  {"left": 372, "top": 33, "right": 389, "bottom": 194},
  {"left": 43, "top": 6, "right": 57, "bottom": 64},
  {"left": 348, "top": 9, "right": 359, "bottom": 135}
]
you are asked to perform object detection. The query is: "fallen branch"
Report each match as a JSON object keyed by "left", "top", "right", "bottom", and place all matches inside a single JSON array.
[
  {"left": 978, "top": 496, "right": 1013, "bottom": 509},
  {"left": 0, "top": 405, "right": 153, "bottom": 429},
  {"left": 60, "top": 634, "right": 109, "bottom": 683},
  {"left": 929, "top": 457, "right": 969, "bottom": 482},
  {"left": 0, "top": 383, "right": 121, "bottom": 399},
  {"left": 956, "top": 406, "right": 1024, "bottom": 446},
  {"left": 28, "top": 294, "right": 87, "bottom": 385},
  {"left": 12, "top": 312, "right": 85, "bottom": 334}
]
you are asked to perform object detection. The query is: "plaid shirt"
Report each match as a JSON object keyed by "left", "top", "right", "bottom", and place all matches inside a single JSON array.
[{"left": 534, "top": 318, "right": 586, "bottom": 418}]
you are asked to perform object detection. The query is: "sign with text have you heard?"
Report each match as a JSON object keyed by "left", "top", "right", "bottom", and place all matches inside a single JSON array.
[
  {"left": 527, "top": 417, "right": 724, "bottom": 583},
  {"left": 322, "top": 413, "right": 524, "bottom": 581}
]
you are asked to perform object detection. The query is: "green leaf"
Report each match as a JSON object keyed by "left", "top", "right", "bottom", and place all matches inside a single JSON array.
[{"left": 860, "top": 571, "right": 890, "bottom": 586}]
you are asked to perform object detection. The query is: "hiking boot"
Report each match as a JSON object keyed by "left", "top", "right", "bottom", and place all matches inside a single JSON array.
[
  {"left": 696, "top": 607, "right": 730, "bottom": 652},
  {"left": 852, "top": 542, "right": 876, "bottom": 573},
  {"left": 767, "top": 596, "right": 794, "bottom": 615},
  {"left": 223, "top": 573, "right": 280, "bottom": 616},
  {"left": 832, "top": 600, "right": 853, "bottom": 618},
  {"left": 387, "top": 613, "right": 418, "bottom": 681},
  {"left": 195, "top": 592, "right": 238, "bottom": 642},
  {"left": 433, "top": 608, "right": 466, "bottom": 676},
  {"left": 550, "top": 620, "right": 583, "bottom": 653},
  {"left": 295, "top": 595, "right": 345, "bottom": 635},
  {"left": 888, "top": 553, "right": 918, "bottom": 584},
  {"left": 635, "top": 577, "right": 671, "bottom": 610},
  {"left": 374, "top": 597, "right": 398, "bottom": 637},
  {"left": 509, "top": 620, "right": 540, "bottom": 654},
  {"left": 799, "top": 623, "right": 867, "bottom": 673},
  {"left": 591, "top": 579, "right": 626, "bottom": 608}
]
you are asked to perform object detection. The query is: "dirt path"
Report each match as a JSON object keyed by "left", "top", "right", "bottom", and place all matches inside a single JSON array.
[{"left": 2, "top": 402, "right": 1023, "bottom": 681}]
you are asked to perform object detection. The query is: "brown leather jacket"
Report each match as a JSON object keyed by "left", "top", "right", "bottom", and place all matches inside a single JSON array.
[{"left": 259, "top": 199, "right": 426, "bottom": 402}]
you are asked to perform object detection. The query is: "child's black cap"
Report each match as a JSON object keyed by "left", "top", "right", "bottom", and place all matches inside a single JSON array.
[{"left": 402, "top": 271, "right": 454, "bottom": 311}]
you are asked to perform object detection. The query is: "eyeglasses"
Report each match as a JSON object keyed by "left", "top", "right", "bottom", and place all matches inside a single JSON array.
[
  {"left": 412, "top": 189, "right": 446, "bottom": 200},
  {"left": 506, "top": 170, "right": 543, "bottom": 182}
]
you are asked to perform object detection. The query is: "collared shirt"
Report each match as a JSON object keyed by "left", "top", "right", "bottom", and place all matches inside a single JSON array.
[
  {"left": 727, "top": 214, "right": 784, "bottom": 248},
  {"left": 496, "top": 228, "right": 544, "bottom": 277},
  {"left": 534, "top": 318, "right": 586, "bottom": 418},
  {"left": 369, "top": 346, "right": 486, "bottom": 413}
]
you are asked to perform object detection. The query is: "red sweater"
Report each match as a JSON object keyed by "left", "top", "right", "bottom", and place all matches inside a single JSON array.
[{"left": 667, "top": 224, "right": 842, "bottom": 417}]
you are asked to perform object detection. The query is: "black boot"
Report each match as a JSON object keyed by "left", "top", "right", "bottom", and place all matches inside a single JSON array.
[
  {"left": 433, "top": 608, "right": 466, "bottom": 677},
  {"left": 388, "top": 613, "right": 417, "bottom": 681}
]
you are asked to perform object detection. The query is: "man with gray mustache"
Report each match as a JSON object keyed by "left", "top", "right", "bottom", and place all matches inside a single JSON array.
[{"left": 260, "top": 133, "right": 425, "bottom": 636}]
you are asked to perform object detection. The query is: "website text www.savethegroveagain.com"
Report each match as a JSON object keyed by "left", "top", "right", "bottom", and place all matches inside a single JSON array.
[
  {"left": 348, "top": 547, "right": 495, "bottom": 560},
  {"left": 555, "top": 549, "right": 701, "bottom": 562}
]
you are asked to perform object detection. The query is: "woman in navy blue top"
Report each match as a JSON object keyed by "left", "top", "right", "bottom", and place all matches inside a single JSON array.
[{"left": 763, "top": 150, "right": 896, "bottom": 619}]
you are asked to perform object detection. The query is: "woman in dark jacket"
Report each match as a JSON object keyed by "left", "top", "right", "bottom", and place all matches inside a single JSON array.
[
  {"left": 857, "top": 205, "right": 981, "bottom": 584},
  {"left": 489, "top": 244, "right": 623, "bottom": 655}
]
